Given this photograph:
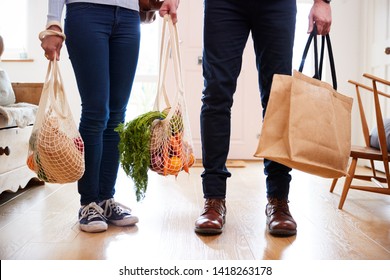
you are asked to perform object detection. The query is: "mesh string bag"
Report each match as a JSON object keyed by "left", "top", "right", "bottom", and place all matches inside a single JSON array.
[
  {"left": 116, "top": 15, "right": 194, "bottom": 201},
  {"left": 149, "top": 15, "right": 195, "bottom": 177},
  {"left": 26, "top": 59, "right": 85, "bottom": 183}
]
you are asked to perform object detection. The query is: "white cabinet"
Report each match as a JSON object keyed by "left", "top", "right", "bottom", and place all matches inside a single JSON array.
[{"left": 0, "top": 83, "right": 44, "bottom": 194}]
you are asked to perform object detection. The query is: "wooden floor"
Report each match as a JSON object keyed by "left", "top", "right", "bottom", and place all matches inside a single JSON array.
[{"left": 1, "top": 160, "right": 390, "bottom": 260}]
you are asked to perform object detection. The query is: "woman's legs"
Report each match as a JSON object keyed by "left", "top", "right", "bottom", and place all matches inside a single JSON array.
[{"left": 65, "top": 3, "right": 140, "bottom": 205}]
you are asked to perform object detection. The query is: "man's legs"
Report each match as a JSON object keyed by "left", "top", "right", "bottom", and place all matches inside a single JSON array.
[
  {"left": 196, "top": 0, "right": 250, "bottom": 234},
  {"left": 251, "top": 0, "right": 298, "bottom": 236}
]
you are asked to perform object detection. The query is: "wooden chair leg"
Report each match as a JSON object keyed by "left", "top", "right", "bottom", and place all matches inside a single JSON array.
[
  {"left": 330, "top": 178, "right": 338, "bottom": 193},
  {"left": 338, "top": 157, "right": 357, "bottom": 209}
]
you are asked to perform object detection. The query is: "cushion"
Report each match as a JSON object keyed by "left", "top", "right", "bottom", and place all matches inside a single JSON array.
[
  {"left": 370, "top": 118, "right": 390, "bottom": 151},
  {"left": 0, "top": 69, "right": 15, "bottom": 106},
  {"left": 0, "top": 102, "right": 38, "bottom": 128}
]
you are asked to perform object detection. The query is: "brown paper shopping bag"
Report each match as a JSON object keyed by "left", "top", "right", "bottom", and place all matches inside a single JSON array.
[{"left": 254, "top": 29, "right": 353, "bottom": 178}]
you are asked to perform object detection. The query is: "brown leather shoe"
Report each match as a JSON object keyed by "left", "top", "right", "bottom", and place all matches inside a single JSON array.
[
  {"left": 265, "top": 198, "right": 297, "bottom": 236},
  {"left": 195, "top": 198, "right": 226, "bottom": 235}
]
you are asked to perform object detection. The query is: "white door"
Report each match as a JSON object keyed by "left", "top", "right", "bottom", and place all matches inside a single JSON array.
[
  {"left": 363, "top": 0, "right": 390, "bottom": 171},
  {"left": 365, "top": 0, "right": 390, "bottom": 84}
]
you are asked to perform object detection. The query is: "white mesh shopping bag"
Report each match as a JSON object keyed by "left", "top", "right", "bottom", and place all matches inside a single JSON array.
[
  {"left": 149, "top": 15, "right": 194, "bottom": 177},
  {"left": 116, "top": 15, "right": 194, "bottom": 201},
  {"left": 26, "top": 59, "right": 85, "bottom": 183}
]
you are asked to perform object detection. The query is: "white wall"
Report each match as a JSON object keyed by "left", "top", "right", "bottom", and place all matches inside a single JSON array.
[
  {"left": 0, "top": 0, "right": 80, "bottom": 121},
  {"left": 0, "top": 0, "right": 364, "bottom": 144},
  {"left": 331, "top": 0, "right": 365, "bottom": 141}
]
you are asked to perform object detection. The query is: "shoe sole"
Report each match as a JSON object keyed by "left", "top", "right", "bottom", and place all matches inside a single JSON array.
[
  {"left": 80, "top": 222, "right": 108, "bottom": 233},
  {"left": 194, "top": 227, "right": 223, "bottom": 235},
  {"left": 268, "top": 228, "right": 297, "bottom": 237},
  {"left": 109, "top": 216, "right": 139, "bottom": 227}
]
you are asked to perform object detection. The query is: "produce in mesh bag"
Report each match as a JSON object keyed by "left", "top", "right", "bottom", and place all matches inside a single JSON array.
[
  {"left": 149, "top": 107, "right": 195, "bottom": 176},
  {"left": 37, "top": 115, "right": 84, "bottom": 183},
  {"left": 148, "top": 15, "right": 195, "bottom": 178},
  {"left": 26, "top": 59, "right": 85, "bottom": 184},
  {"left": 27, "top": 114, "right": 85, "bottom": 183},
  {"left": 116, "top": 107, "right": 195, "bottom": 201}
]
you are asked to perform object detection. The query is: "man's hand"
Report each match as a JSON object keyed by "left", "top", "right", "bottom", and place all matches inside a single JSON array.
[{"left": 308, "top": 0, "right": 332, "bottom": 35}]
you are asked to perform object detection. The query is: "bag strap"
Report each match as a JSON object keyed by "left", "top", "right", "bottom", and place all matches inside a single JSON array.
[
  {"left": 154, "top": 17, "right": 171, "bottom": 111},
  {"left": 298, "top": 26, "right": 317, "bottom": 76},
  {"left": 298, "top": 25, "right": 337, "bottom": 90},
  {"left": 154, "top": 15, "right": 185, "bottom": 121},
  {"left": 48, "top": 58, "right": 68, "bottom": 119},
  {"left": 34, "top": 57, "right": 68, "bottom": 130}
]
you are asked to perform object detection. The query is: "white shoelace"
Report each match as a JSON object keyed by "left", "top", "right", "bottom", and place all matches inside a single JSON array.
[
  {"left": 102, "top": 198, "right": 132, "bottom": 218},
  {"left": 79, "top": 202, "right": 105, "bottom": 221}
]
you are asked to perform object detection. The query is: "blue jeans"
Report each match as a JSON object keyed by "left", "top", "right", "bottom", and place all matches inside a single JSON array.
[
  {"left": 201, "top": 0, "right": 296, "bottom": 199},
  {"left": 64, "top": 3, "right": 140, "bottom": 205}
]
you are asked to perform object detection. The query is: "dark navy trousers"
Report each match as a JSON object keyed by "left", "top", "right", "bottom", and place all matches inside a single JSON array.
[{"left": 201, "top": 0, "right": 297, "bottom": 199}]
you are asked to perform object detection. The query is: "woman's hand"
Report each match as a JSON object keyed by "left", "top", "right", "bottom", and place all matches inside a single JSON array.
[
  {"left": 308, "top": 0, "right": 332, "bottom": 35},
  {"left": 40, "top": 25, "right": 64, "bottom": 61},
  {"left": 159, "top": 0, "right": 180, "bottom": 24}
]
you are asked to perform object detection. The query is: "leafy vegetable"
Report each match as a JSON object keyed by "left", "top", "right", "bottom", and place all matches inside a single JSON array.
[{"left": 115, "top": 111, "right": 166, "bottom": 201}]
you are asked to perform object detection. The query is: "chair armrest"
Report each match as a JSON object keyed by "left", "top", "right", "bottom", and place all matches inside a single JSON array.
[
  {"left": 363, "top": 73, "right": 390, "bottom": 86},
  {"left": 363, "top": 73, "right": 390, "bottom": 98},
  {"left": 11, "top": 83, "right": 43, "bottom": 105}
]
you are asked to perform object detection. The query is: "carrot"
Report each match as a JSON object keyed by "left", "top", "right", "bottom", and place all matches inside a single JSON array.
[
  {"left": 162, "top": 143, "right": 170, "bottom": 176},
  {"left": 188, "top": 153, "right": 195, "bottom": 167},
  {"left": 169, "top": 133, "right": 183, "bottom": 157},
  {"left": 26, "top": 154, "right": 36, "bottom": 171},
  {"left": 182, "top": 159, "right": 189, "bottom": 173}
]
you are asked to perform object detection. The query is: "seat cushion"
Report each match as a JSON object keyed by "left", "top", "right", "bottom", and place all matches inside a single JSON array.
[
  {"left": 370, "top": 118, "right": 390, "bottom": 151},
  {"left": 0, "top": 69, "right": 15, "bottom": 106},
  {"left": 0, "top": 102, "right": 38, "bottom": 129}
]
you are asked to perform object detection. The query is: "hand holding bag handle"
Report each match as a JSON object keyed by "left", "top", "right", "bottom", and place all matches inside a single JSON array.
[{"left": 299, "top": 25, "right": 337, "bottom": 90}]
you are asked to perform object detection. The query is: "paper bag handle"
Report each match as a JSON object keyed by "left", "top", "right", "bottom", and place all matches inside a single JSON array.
[{"left": 298, "top": 25, "right": 337, "bottom": 90}]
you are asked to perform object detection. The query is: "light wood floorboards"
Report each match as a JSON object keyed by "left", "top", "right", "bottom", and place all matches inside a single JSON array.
[{"left": 1, "top": 160, "right": 389, "bottom": 260}]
